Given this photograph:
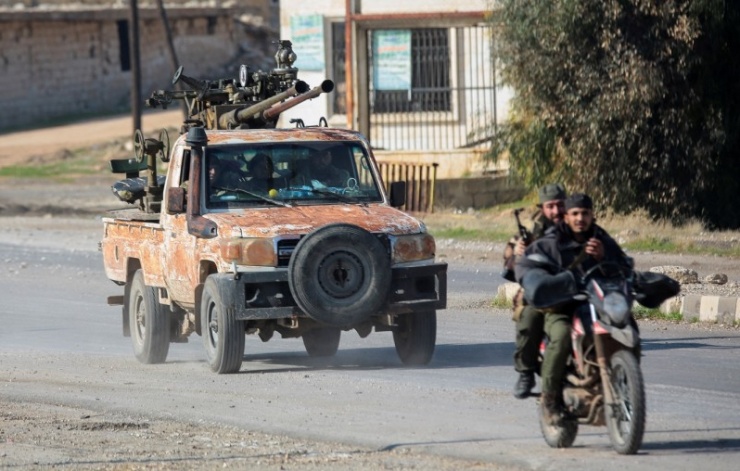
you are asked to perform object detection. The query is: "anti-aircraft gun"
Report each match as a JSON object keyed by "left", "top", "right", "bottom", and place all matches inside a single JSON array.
[
  {"left": 110, "top": 40, "right": 334, "bottom": 214},
  {"left": 145, "top": 40, "right": 334, "bottom": 132}
]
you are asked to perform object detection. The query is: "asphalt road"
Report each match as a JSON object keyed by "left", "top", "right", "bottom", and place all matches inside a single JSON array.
[{"left": 1, "top": 229, "right": 740, "bottom": 471}]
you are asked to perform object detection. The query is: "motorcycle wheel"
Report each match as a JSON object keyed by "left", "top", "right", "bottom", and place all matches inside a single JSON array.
[
  {"left": 539, "top": 408, "right": 578, "bottom": 448},
  {"left": 605, "top": 349, "right": 646, "bottom": 455}
]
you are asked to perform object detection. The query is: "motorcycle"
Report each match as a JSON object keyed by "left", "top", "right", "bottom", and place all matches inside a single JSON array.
[{"left": 525, "top": 258, "right": 679, "bottom": 454}]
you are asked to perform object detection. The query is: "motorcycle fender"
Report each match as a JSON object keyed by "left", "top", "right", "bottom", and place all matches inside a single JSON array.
[{"left": 599, "top": 322, "right": 639, "bottom": 349}]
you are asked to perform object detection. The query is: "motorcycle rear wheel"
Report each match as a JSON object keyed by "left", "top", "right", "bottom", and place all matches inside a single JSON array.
[
  {"left": 605, "top": 350, "right": 646, "bottom": 454},
  {"left": 539, "top": 409, "right": 578, "bottom": 448}
]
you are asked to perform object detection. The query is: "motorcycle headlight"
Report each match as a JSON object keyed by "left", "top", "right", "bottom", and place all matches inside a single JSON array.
[
  {"left": 220, "top": 238, "right": 276, "bottom": 266},
  {"left": 603, "top": 292, "right": 630, "bottom": 327},
  {"left": 391, "top": 233, "right": 436, "bottom": 263}
]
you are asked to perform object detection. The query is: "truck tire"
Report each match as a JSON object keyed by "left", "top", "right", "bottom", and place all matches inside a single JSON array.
[
  {"left": 302, "top": 327, "right": 341, "bottom": 357},
  {"left": 201, "top": 275, "right": 245, "bottom": 374},
  {"left": 288, "top": 224, "right": 391, "bottom": 328},
  {"left": 129, "top": 270, "right": 170, "bottom": 364},
  {"left": 393, "top": 311, "right": 436, "bottom": 365}
]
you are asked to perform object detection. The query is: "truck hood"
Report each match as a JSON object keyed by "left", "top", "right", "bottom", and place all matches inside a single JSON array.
[{"left": 205, "top": 204, "right": 426, "bottom": 238}]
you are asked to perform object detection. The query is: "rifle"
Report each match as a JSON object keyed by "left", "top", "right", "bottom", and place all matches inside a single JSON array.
[
  {"left": 501, "top": 208, "right": 533, "bottom": 282},
  {"left": 514, "top": 208, "right": 532, "bottom": 245}
]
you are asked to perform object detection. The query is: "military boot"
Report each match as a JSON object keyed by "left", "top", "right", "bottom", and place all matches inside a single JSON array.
[
  {"left": 540, "top": 392, "right": 563, "bottom": 426},
  {"left": 513, "top": 371, "right": 536, "bottom": 399}
]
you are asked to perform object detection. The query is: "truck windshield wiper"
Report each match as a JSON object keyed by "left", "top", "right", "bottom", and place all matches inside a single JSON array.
[
  {"left": 307, "top": 188, "right": 366, "bottom": 205},
  {"left": 213, "top": 186, "right": 292, "bottom": 208}
]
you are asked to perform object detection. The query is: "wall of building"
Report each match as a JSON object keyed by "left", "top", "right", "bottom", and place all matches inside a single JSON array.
[
  {"left": 277, "top": 0, "right": 511, "bottom": 181},
  {"left": 435, "top": 175, "right": 527, "bottom": 211},
  {"left": 0, "top": 2, "right": 278, "bottom": 131},
  {"left": 277, "top": 0, "right": 495, "bottom": 129}
]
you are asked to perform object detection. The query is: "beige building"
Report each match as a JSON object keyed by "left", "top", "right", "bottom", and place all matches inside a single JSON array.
[
  {"left": 0, "top": 1, "right": 278, "bottom": 131},
  {"left": 278, "top": 0, "right": 512, "bottom": 179}
]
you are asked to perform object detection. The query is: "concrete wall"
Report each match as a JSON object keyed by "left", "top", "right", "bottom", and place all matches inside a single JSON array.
[
  {"left": 374, "top": 149, "right": 507, "bottom": 180},
  {"left": 435, "top": 176, "right": 527, "bottom": 211},
  {"left": 0, "top": 2, "right": 278, "bottom": 131}
]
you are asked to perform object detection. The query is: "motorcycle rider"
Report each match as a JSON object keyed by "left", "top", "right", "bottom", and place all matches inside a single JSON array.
[
  {"left": 504, "top": 183, "right": 567, "bottom": 399},
  {"left": 515, "top": 193, "right": 630, "bottom": 425}
]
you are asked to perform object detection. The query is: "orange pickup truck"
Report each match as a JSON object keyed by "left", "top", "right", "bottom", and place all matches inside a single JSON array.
[{"left": 101, "top": 126, "right": 447, "bottom": 373}]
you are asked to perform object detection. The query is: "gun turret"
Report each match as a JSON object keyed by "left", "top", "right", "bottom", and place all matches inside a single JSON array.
[
  {"left": 263, "top": 80, "right": 335, "bottom": 121},
  {"left": 217, "top": 80, "right": 310, "bottom": 129},
  {"left": 145, "top": 40, "right": 333, "bottom": 132}
]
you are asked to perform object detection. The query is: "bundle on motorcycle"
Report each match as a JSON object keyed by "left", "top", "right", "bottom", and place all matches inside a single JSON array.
[{"left": 520, "top": 255, "right": 679, "bottom": 454}]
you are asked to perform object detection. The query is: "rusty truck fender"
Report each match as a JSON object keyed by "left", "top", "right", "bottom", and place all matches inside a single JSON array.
[{"left": 101, "top": 218, "right": 166, "bottom": 287}]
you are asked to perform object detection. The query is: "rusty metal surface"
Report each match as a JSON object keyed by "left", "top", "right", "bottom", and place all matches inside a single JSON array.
[
  {"left": 101, "top": 218, "right": 165, "bottom": 286},
  {"left": 201, "top": 127, "right": 366, "bottom": 145},
  {"left": 103, "top": 124, "right": 440, "bottom": 314},
  {"left": 204, "top": 204, "right": 424, "bottom": 238}
]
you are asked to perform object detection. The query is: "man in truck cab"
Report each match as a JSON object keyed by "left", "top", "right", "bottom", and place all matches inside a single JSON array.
[
  {"left": 208, "top": 156, "right": 244, "bottom": 197},
  {"left": 304, "top": 149, "right": 350, "bottom": 187},
  {"left": 243, "top": 153, "right": 285, "bottom": 193}
]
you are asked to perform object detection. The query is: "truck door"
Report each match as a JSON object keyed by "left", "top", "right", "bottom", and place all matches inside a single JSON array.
[{"left": 161, "top": 146, "right": 199, "bottom": 307}]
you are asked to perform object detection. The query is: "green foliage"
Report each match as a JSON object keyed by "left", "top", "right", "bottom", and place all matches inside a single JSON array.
[
  {"left": 0, "top": 150, "right": 99, "bottom": 180},
  {"left": 491, "top": 0, "right": 740, "bottom": 228},
  {"left": 633, "top": 305, "right": 683, "bottom": 323},
  {"left": 491, "top": 295, "right": 513, "bottom": 309}
]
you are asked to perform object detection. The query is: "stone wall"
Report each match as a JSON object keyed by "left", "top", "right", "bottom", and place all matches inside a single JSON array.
[{"left": 0, "top": 2, "right": 278, "bottom": 131}]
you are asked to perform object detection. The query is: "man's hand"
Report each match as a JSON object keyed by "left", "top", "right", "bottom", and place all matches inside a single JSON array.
[
  {"left": 514, "top": 238, "right": 527, "bottom": 257},
  {"left": 585, "top": 238, "right": 604, "bottom": 261}
]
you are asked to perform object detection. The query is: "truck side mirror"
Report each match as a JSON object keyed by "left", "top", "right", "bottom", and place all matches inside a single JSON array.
[
  {"left": 166, "top": 187, "right": 186, "bottom": 214},
  {"left": 389, "top": 181, "right": 406, "bottom": 208}
]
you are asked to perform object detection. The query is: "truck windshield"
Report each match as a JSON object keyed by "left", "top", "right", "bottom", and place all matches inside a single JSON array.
[{"left": 203, "top": 141, "right": 384, "bottom": 210}]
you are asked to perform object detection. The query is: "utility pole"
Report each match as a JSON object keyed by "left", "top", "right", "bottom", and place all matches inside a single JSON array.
[
  {"left": 155, "top": 0, "right": 187, "bottom": 117},
  {"left": 129, "top": 0, "right": 142, "bottom": 135}
]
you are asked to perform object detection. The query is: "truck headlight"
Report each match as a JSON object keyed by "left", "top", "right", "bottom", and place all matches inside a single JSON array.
[
  {"left": 220, "top": 238, "right": 276, "bottom": 266},
  {"left": 392, "top": 233, "right": 436, "bottom": 263}
]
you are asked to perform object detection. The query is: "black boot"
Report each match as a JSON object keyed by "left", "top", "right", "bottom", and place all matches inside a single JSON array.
[
  {"left": 540, "top": 392, "right": 563, "bottom": 426},
  {"left": 513, "top": 371, "right": 536, "bottom": 399}
]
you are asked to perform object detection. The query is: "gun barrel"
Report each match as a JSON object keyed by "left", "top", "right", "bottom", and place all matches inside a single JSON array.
[
  {"left": 262, "top": 80, "right": 334, "bottom": 120},
  {"left": 218, "top": 80, "right": 309, "bottom": 129}
]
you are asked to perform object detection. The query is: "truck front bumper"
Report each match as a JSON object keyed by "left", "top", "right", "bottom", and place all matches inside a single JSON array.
[{"left": 206, "top": 262, "right": 447, "bottom": 322}]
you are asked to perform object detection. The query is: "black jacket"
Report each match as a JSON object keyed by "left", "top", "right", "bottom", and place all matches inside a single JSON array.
[{"left": 514, "top": 221, "right": 628, "bottom": 309}]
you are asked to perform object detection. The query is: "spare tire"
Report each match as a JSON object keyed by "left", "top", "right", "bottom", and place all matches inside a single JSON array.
[{"left": 288, "top": 224, "right": 391, "bottom": 328}]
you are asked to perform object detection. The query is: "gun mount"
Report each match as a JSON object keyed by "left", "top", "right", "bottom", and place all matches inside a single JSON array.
[
  {"left": 110, "top": 40, "right": 335, "bottom": 214},
  {"left": 145, "top": 40, "right": 333, "bottom": 132}
]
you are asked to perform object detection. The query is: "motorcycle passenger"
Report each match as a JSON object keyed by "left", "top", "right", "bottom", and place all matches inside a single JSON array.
[
  {"left": 504, "top": 183, "right": 567, "bottom": 399},
  {"left": 514, "top": 193, "right": 630, "bottom": 425}
]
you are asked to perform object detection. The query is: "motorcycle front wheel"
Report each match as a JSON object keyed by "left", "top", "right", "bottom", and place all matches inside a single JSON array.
[
  {"left": 605, "top": 349, "right": 646, "bottom": 454},
  {"left": 539, "top": 409, "right": 578, "bottom": 448}
]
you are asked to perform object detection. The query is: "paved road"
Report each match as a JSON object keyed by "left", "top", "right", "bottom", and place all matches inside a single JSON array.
[{"left": 1, "top": 234, "right": 739, "bottom": 471}]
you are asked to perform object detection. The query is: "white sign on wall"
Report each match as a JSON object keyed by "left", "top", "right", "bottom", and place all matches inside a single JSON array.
[
  {"left": 290, "top": 14, "right": 325, "bottom": 71},
  {"left": 373, "top": 30, "right": 412, "bottom": 90}
]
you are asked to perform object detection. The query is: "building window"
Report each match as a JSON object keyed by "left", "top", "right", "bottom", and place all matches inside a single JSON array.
[
  {"left": 331, "top": 22, "right": 347, "bottom": 115},
  {"left": 370, "top": 28, "right": 450, "bottom": 113},
  {"left": 117, "top": 20, "right": 131, "bottom": 72}
]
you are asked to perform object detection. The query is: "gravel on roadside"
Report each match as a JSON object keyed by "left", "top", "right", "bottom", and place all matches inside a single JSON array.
[{"left": 0, "top": 399, "right": 499, "bottom": 470}]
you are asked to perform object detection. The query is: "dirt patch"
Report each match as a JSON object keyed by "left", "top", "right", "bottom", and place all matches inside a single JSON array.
[{"left": 0, "top": 399, "right": 493, "bottom": 470}]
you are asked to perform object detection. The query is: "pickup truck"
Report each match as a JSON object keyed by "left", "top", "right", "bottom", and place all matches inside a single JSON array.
[
  {"left": 101, "top": 125, "right": 447, "bottom": 373},
  {"left": 101, "top": 41, "right": 446, "bottom": 373}
]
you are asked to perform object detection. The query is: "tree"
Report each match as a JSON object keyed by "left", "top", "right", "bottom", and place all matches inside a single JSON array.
[{"left": 491, "top": 0, "right": 739, "bottom": 228}]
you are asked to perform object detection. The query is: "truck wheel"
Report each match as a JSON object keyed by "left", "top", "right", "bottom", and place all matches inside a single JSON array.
[
  {"left": 302, "top": 328, "right": 341, "bottom": 357},
  {"left": 201, "top": 275, "right": 245, "bottom": 374},
  {"left": 288, "top": 224, "right": 391, "bottom": 328},
  {"left": 393, "top": 311, "right": 436, "bottom": 365},
  {"left": 129, "top": 270, "right": 170, "bottom": 364}
]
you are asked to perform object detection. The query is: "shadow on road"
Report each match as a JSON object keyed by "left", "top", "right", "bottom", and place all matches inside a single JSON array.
[
  {"left": 642, "top": 429, "right": 740, "bottom": 454},
  {"left": 642, "top": 336, "right": 740, "bottom": 352},
  {"left": 234, "top": 341, "right": 515, "bottom": 374}
]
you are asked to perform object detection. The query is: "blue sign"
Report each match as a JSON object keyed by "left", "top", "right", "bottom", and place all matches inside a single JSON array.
[
  {"left": 290, "top": 15, "right": 325, "bottom": 71},
  {"left": 373, "top": 30, "right": 411, "bottom": 90}
]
